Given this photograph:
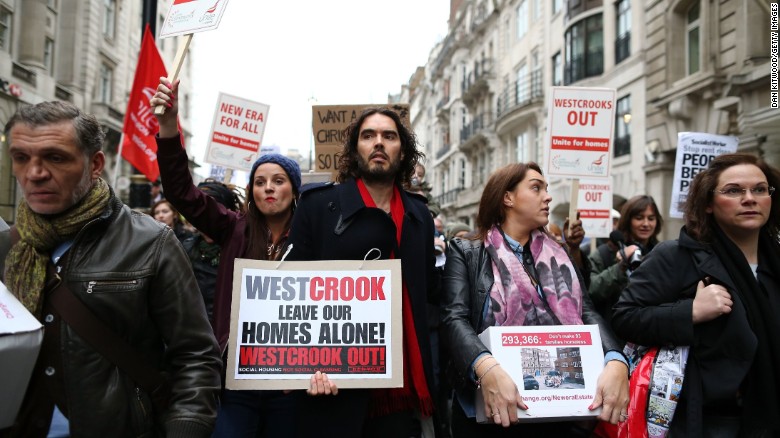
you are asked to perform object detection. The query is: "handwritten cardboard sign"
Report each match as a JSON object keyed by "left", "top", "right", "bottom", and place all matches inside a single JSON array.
[{"left": 311, "top": 104, "right": 410, "bottom": 179}]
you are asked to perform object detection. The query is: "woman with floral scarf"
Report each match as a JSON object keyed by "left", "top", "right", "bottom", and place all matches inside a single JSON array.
[{"left": 440, "top": 162, "right": 629, "bottom": 437}]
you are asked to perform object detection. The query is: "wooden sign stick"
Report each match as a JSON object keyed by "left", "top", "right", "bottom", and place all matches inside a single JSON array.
[
  {"left": 569, "top": 178, "right": 580, "bottom": 224},
  {"left": 154, "top": 33, "right": 193, "bottom": 115}
]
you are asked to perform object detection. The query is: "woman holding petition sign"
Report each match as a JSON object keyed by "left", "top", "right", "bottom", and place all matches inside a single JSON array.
[
  {"left": 152, "top": 78, "right": 302, "bottom": 437},
  {"left": 587, "top": 195, "right": 663, "bottom": 325},
  {"left": 440, "top": 162, "right": 629, "bottom": 436},
  {"left": 613, "top": 153, "right": 780, "bottom": 436}
]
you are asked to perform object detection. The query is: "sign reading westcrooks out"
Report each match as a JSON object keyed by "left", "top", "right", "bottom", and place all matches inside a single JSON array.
[
  {"left": 577, "top": 178, "right": 613, "bottom": 238},
  {"left": 225, "top": 259, "right": 403, "bottom": 391},
  {"left": 159, "top": 0, "right": 231, "bottom": 39},
  {"left": 204, "top": 92, "right": 270, "bottom": 171},
  {"left": 545, "top": 87, "right": 616, "bottom": 178},
  {"left": 668, "top": 132, "right": 738, "bottom": 218}
]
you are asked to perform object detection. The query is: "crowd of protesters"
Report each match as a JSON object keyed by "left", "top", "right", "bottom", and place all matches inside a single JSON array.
[{"left": 1, "top": 84, "right": 778, "bottom": 438}]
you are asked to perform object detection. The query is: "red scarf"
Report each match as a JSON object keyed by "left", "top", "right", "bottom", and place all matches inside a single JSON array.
[{"left": 356, "top": 178, "right": 433, "bottom": 418}]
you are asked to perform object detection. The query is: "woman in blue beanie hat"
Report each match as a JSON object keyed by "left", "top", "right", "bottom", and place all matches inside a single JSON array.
[{"left": 152, "top": 78, "right": 301, "bottom": 437}]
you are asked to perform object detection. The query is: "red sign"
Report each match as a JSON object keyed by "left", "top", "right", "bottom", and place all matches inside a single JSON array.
[{"left": 500, "top": 331, "right": 593, "bottom": 347}]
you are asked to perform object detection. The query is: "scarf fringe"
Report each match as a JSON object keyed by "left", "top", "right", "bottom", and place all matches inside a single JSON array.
[{"left": 368, "top": 391, "right": 434, "bottom": 418}]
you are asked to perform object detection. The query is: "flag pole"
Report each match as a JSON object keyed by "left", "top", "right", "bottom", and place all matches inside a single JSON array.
[{"left": 113, "top": 133, "right": 126, "bottom": 188}]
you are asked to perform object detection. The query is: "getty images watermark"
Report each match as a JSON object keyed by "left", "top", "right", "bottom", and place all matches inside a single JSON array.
[{"left": 772, "top": 2, "right": 779, "bottom": 108}]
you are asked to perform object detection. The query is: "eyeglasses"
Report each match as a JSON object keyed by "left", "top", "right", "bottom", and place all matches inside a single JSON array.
[{"left": 714, "top": 186, "right": 775, "bottom": 198}]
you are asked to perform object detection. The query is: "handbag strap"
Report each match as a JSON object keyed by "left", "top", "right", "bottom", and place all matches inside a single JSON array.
[{"left": 47, "top": 267, "right": 166, "bottom": 395}]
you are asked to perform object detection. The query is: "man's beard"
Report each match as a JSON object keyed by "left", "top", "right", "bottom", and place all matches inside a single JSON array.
[{"left": 357, "top": 153, "right": 402, "bottom": 184}]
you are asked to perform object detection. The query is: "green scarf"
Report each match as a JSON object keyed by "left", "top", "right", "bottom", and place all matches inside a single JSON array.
[{"left": 4, "top": 178, "right": 111, "bottom": 317}]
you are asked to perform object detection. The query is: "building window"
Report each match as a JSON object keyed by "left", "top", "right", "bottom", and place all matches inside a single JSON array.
[
  {"left": 686, "top": 2, "right": 700, "bottom": 75},
  {"left": 615, "top": 0, "right": 631, "bottom": 64},
  {"left": 47, "top": 0, "right": 57, "bottom": 9},
  {"left": 517, "top": 0, "right": 528, "bottom": 40},
  {"left": 103, "top": 0, "right": 116, "bottom": 38},
  {"left": 516, "top": 63, "right": 528, "bottom": 104},
  {"left": 516, "top": 132, "right": 528, "bottom": 163},
  {"left": 503, "top": 16, "right": 510, "bottom": 53},
  {"left": 614, "top": 95, "right": 631, "bottom": 157},
  {"left": 44, "top": 38, "right": 55, "bottom": 72},
  {"left": 564, "top": 14, "right": 603, "bottom": 84},
  {"left": 459, "top": 159, "right": 466, "bottom": 188},
  {"left": 0, "top": 7, "right": 11, "bottom": 51},
  {"left": 552, "top": 51, "right": 562, "bottom": 86},
  {"left": 552, "top": 0, "right": 563, "bottom": 15},
  {"left": 533, "top": 0, "right": 542, "bottom": 20},
  {"left": 98, "top": 63, "right": 113, "bottom": 104}
]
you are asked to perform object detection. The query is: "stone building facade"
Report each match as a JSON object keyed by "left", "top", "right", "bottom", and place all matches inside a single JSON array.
[
  {"left": 399, "top": 0, "right": 777, "bottom": 240},
  {"left": 0, "top": 0, "right": 194, "bottom": 222}
]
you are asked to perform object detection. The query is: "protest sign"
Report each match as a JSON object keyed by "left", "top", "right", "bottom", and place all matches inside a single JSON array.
[
  {"left": 159, "top": 0, "right": 231, "bottom": 39},
  {"left": 312, "top": 104, "right": 410, "bottom": 179},
  {"left": 669, "top": 132, "right": 738, "bottom": 218},
  {"left": 154, "top": 0, "right": 231, "bottom": 114},
  {"left": 204, "top": 92, "right": 270, "bottom": 171},
  {"left": 545, "top": 87, "right": 616, "bottom": 179},
  {"left": 226, "top": 258, "right": 403, "bottom": 390},
  {"left": 475, "top": 325, "right": 604, "bottom": 423},
  {"left": 577, "top": 178, "right": 613, "bottom": 238}
]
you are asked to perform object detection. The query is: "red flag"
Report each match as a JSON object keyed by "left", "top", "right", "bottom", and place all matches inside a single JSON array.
[{"left": 121, "top": 25, "right": 167, "bottom": 182}]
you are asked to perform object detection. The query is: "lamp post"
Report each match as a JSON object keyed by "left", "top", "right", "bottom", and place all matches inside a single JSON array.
[{"left": 308, "top": 95, "right": 317, "bottom": 171}]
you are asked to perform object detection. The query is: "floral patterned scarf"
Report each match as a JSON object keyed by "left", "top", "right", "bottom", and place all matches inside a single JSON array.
[{"left": 482, "top": 226, "right": 583, "bottom": 329}]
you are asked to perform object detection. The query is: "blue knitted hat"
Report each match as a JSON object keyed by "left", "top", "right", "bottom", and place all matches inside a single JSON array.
[{"left": 249, "top": 153, "right": 302, "bottom": 194}]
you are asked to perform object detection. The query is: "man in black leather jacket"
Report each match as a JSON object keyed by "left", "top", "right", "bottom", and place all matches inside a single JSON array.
[{"left": 2, "top": 101, "right": 221, "bottom": 437}]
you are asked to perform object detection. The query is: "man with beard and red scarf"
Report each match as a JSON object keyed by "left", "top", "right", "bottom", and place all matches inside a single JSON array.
[{"left": 288, "top": 108, "right": 439, "bottom": 437}]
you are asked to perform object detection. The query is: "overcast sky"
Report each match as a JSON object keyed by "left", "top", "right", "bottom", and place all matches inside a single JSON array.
[{"left": 187, "top": 0, "right": 450, "bottom": 178}]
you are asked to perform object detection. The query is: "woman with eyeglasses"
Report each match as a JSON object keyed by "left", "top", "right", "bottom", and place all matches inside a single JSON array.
[{"left": 613, "top": 153, "right": 780, "bottom": 436}]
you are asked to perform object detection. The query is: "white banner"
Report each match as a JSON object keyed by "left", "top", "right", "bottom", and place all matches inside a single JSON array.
[
  {"left": 204, "top": 92, "right": 270, "bottom": 171},
  {"left": 226, "top": 259, "right": 403, "bottom": 390},
  {"left": 545, "top": 87, "right": 616, "bottom": 178},
  {"left": 669, "top": 132, "right": 738, "bottom": 218},
  {"left": 577, "top": 178, "right": 613, "bottom": 238},
  {"left": 160, "top": 0, "right": 231, "bottom": 39}
]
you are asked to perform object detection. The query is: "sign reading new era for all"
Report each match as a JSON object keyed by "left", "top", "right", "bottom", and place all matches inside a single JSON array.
[
  {"left": 312, "top": 104, "right": 410, "bottom": 179},
  {"left": 545, "top": 87, "right": 616, "bottom": 178},
  {"left": 204, "top": 93, "right": 270, "bottom": 171},
  {"left": 160, "top": 0, "right": 231, "bottom": 38}
]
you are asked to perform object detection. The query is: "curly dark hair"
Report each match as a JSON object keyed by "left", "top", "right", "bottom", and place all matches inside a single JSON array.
[
  {"left": 684, "top": 153, "right": 780, "bottom": 242},
  {"left": 336, "top": 107, "right": 423, "bottom": 186}
]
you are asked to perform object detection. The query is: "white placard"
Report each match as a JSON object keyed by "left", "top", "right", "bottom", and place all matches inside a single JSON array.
[
  {"left": 160, "top": 0, "right": 231, "bottom": 39},
  {"left": 204, "top": 92, "right": 270, "bottom": 171},
  {"left": 577, "top": 178, "right": 613, "bottom": 238},
  {"left": 475, "top": 325, "right": 604, "bottom": 423},
  {"left": 226, "top": 259, "right": 403, "bottom": 390},
  {"left": 669, "top": 132, "right": 739, "bottom": 218},
  {"left": 545, "top": 87, "right": 616, "bottom": 178}
]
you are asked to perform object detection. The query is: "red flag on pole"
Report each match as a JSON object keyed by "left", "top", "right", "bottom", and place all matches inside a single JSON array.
[{"left": 120, "top": 25, "right": 167, "bottom": 182}]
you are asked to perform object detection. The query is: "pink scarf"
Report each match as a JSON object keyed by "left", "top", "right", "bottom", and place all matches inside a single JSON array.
[{"left": 482, "top": 226, "right": 583, "bottom": 329}]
